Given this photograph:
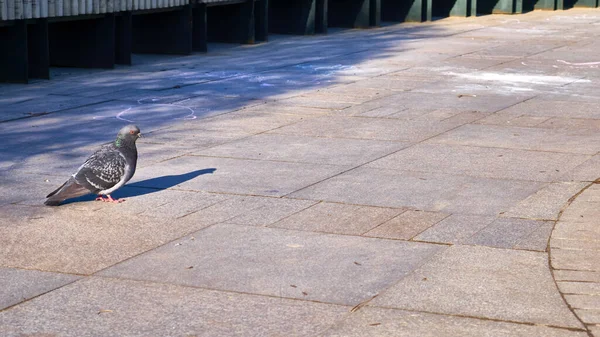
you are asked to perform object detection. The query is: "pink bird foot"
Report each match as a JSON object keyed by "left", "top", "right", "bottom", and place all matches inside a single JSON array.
[{"left": 95, "top": 195, "right": 125, "bottom": 203}]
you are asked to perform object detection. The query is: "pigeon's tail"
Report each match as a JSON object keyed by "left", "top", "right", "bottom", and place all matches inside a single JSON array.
[{"left": 44, "top": 178, "right": 91, "bottom": 206}]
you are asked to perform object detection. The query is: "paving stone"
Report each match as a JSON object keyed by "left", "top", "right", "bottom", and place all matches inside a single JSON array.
[
  {"left": 352, "top": 106, "right": 409, "bottom": 118},
  {"left": 474, "top": 113, "right": 551, "bottom": 127},
  {"left": 590, "top": 325, "right": 600, "bottom": 336},
  {"left": 68, "top": 99, "right": 221, "bottom": 127},
  {"left": 99, "top": 224, "right": 443, "bottom": 306},
  {"left": 467, "top": 40, "right": 567, "bottom": 58},
  {"left": 497, "top": 99, "right": 600, "bottom": 119},
  {"left": 442, "top": 55, "right": 512, "bottom": 70},
  {"left": 366, "top": 144, "right": 589, "bottom": 182},
  {"left": 195, "top": 134, "right": 410, "bottom": 166},
  {"left": 289, "top": 167, "right": 544, "bottom": 216},
  {"left": 554, "top": 270, "right": 600, "bottom": 283},
  {"left": 280, "top": 96, "right": 355, "bottom": 109},
  {"left": 240, "top": 102, "right": 333, "bottom": 116},
  {"left": 135, "top": 142, "right": 198, "bottom": 168},
  {"left": 550, "top": 238, "right": 600, "bottom": 251},
  {"left": 173, "top": 95, "right": 265, "bottom": 114},
  {"left": 414, "top": 214, "right": 496, "bottom": 244},
  {"left": 575, "top": 184, "right": 600, "bottom": 202},
  {"left": 223, "top": 198, "right": 318, "bottom": 227},
  {"left": 560, "top": 156, "right": 600, "bottom": 182},
  {"left": 370, "top": 245, "right": 583, "bottom": 328},
  {"left": 552, "top": 249, "right": 600, "bottom": 272},
  {"left": 427, "top": 124, "right": 600, "bottom": 155},
  {"left": 0, "top": 171, "right": 104, "bottom": 207},
  {"left": 558, "top": 281, "right": 600, "bottom": 295},
  {"left": 0, "top": 267, "right": 80, "bottom": 310},
  {"left": 559, "top": 204, "right": 600, "bottom": 224},
  {"left": 402, "top": 86, "right": 529, "bottom": 113},
  {"left": 308, "top": 86, "right": 391, "bottom": 102},
  {"left": 363, "top": 210, "right": 450, "bottom": 240},
  {"left": 95, "top": 187, "right": 228, "bottom": 219},
  {"left": 0, "top": 277, "right": 348, "bottom": 337},
  {"left": 565, "top": 295, "right": 600, "bottom": 310},
  {"left": 341, "top": 103, "right": 469, "bottom": 121},
  {"left": 268, "top": 113, "right": 482, "bottom": 142},
  {"left": 3, "top": 151, "right": 90, "bottom": 176},
  {"left": 553, "top": 222, "right": 600, "bottom": 241},
  {"left": 321, "top": 307, "right": 587, "bottom": 337},
  {"left": 270, "top": 202, "right": 404, "bottom": 235},
  {"left": 132, "top": 155, "right": 351, "bottom": 197},
  {"left": 410, "top": 72, "right": 545, "bottom": 97},
  {"left": 503, "top": 182, "right": 589, "bottom": 220},
  {"left": 343, "top": 90, "right": 519, "bottom": 114},
  {"left": 513, "top": 222, "right": 555, "bottom": 252},
  {"left": 342, "top": 76, "right": 437, "bottom": 92},
  {"left": 141, "top": 125, "right": 251, "bottom": 147},
  {"left": 165, "top": 108, "right": 309, "bottom": 135},
  {"left": 295, "top": 91, "right": 374, "bottom": 105},
  {"left": 0, "top": 95, "right": 109, "bottom": 122},
  {"left": 575, "top": 310, "right": 600, "bottom": 324},
  {"left": 538, "top": 117, "right": 600, "bottom": 132},
  {"left": 462, "top": 218, "right": 553, "bottom": 250},
  {"left": 0, "top": 201, "right": 222, "bottom": 275}
]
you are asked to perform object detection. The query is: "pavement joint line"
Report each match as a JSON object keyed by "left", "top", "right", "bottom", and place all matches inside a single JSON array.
[
  {"left": 215, "top": 222, "right": 453, "bottom": 247},
  {"left": 477, "top": 44, "right": 576, "bottom": 72},
  {"left": 553, "top": 279, "right": 600, "bottom": 284},
  {"left": 0, "top": 276, "right": 82, "bottom": 314},
  {"left": 182, "top": 153, "right": 362, "bottom": 167},
  {"left": 453, "top": 242, "right": 551, "bottom": 254},
  {"left": 424, "top": 140, "right": 600, "bottom": 157},
  {"left": 227, "top": 200, "right": 321, "bottom": 227},
  {"left": 273, "top": 198, "right": 405, "bottom": 211},
  {"left": 548, "top": 179, "right": 598, "bottom": 337},
  {"left": 404, "top": 213, "right": 453, "bottom": 240},
  {"left": 277, "top": 195, "right": 568, "bottom": 218},
  {"left": 92, "top": 220, "right": 451, "bottom": 310},
  {"left": 156, "top": 46, "right": 393, "bottom": 94},
  {"left": 89, "top": 222, "right": 224, "bottom": 277},
  {"left": 361, "top": 304, "right": 590, "bottom": 333},
  {"left": 0, "top": 99, "right": 115, "bottom": 124},
  {"left": 3, "top": 11, "right": 600, "bottom": 336},
  {"left": 357, "top": 209, "right": 449, "bottom": 237},
  {"left": 355, "top": 209, "right": 413, "bottom": 237},
  {"left": 280, "top": 109, "right": 493, "bottom": 199},
  {"left": 0, "top": 265, "right": 85, "bottom": 277},
  {"left": 499, "top": 214, "right": 562, "bottom": 222},
  {"left": 91, "top": 274, "right": 356, "bottom": 310}
]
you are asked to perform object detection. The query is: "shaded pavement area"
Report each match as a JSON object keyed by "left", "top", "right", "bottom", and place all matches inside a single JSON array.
[{"left": 1, "top": 9, "right": 600, "bottom": 336}]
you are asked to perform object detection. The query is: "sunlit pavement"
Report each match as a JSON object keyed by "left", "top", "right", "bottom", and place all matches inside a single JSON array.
[{"left": 1, "top": 9, "right": 600, "bottom": 336}]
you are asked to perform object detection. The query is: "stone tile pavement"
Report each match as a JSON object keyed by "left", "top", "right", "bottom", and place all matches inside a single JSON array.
[{"left": 1, "top": 8, "right": 600, "bottom": 337}]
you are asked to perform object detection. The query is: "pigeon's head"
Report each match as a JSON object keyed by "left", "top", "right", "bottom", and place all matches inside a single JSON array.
[{"left": 115, "top": 124, "right": 141, "bottom": 147}]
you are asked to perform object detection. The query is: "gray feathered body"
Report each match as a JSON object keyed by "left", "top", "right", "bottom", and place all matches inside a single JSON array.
[{"left": 45, "top": 125, "right": 139, "bottom": 206}]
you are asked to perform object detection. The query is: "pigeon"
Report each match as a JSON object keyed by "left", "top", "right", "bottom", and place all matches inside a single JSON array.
[{"left": 44, "top": 125, "right": 141, "bottom": 206}]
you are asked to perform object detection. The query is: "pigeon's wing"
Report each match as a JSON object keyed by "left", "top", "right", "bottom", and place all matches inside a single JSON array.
[{"left": 73, "top": 145, "right": 127, "bottom": 193}]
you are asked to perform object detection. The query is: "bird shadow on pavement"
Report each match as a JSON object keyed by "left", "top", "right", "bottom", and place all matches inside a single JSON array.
[
  {"left": 63, "top": 168, "right": 217, "bottom": 204},
  {"left": 116, "top": 168, "right": 217, "bottom": 198}
]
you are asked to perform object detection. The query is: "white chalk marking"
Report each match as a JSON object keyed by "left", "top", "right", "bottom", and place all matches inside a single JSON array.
[
  {"left": 116, "top": 107, "right": 134, "bottom": 122},
  {"left": 557, "top": 60, "right": 600, "bottom": 66},
  {"left": 444, "top": 71, "right": 588, "bottom": 85}
]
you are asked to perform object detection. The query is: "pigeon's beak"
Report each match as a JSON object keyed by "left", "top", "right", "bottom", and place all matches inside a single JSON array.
[{"left": 138, "top": 133, "right": 142, "bottom": 138}]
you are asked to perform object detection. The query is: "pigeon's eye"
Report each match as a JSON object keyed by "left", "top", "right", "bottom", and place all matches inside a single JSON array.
[{"left": 129, "top": 130, "right": 135, "bottom": 134}]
